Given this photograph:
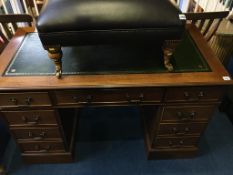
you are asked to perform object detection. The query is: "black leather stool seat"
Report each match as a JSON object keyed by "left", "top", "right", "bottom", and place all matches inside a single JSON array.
[
  {"left": 37, "top": 0, "right": 185, "bottom": 46},
  {"left": 36, "top": 0, "right": 185, "bottom": 78}
]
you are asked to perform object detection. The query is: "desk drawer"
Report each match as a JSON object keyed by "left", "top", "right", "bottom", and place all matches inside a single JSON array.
[
  {"left": 158, "top": 123, "right": 207, "bottom": 136},
  {"left": 0, "top": 92, "right": 51, "bottom": 107},
  {"left": 165, "top": 87, "right": 223, "bottom": 102},
  {"left": 19, "top": 141, "right": 65, "bottom": 153},
  {"left": 54, "top": 88, "right": 163, "bottom": 105},
  {"left": 161, "top": 105, "right": 215, "bottom": 122},
  {"left": 3, "top": 110, "right": 58, "bottom": 126},
  {"left": 153, "top": 136, "right": 199, "bottom": 148},
  {"left": 11, "top": 127, "right": 61, "bottom": 140}
]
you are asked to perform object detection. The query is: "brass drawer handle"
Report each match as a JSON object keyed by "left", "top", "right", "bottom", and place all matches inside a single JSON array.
[
  {"left": 184, "top": 127, "right": 190, "bottom": 132},
  {"left": 72, "top": 96, "right": 79, "bottom": 102},
  {"left": 179, "top": 140, "right": 184, "bottom": 145},
  {"left": 9, "top": 97, "right": 34, "bottom": 106},
  {"left": 9, "top": 97, "right": 18, "bottom": 105},
  {"left": 172, "top": 127, "right": 190, "bottom": 135},
  {"left": 172, "top": 127, "right": 178, "bottom": 133},
  {"left": 183, "top": 91, "right": 204, "bottom": 101},
  {"left": 72, "top": 95, "right": 92, "bottom": 104},
  {"left": 198, "top": 91, "right": 204, "bottom": 97},
  {"left": 86, "top": 95, "right": 92, "bottom": 103},
  {"left": 139, "top": 93, "right": 144, "bottom": 101},
  {"left": 28, "top": 131, "right": 46, "bottom": 140},
  {"left": 177, "top": 111, "right": 196, "bottom": 121},
  {"left": 125, "top": 93, "right": 144, "bottom": 103},
  {"left": 25, "top": 97, "right": 32, "bottom": 105},
  {"left": 168, "top": 140, "right": 184, "bottom": 147},
  {"left": 34, "top": 145, "right": 51, "bottom": 153},
  {"left": 126, "top": 93, "right": 131, "bottom": 102},
  {"left": 22, "top": 115, "right": 40, "bottom": 125}
]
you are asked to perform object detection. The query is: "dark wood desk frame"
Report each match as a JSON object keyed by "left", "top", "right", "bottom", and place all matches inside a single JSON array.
[{"left": 0, "top": 25, "right": 232, "bottom": 163}]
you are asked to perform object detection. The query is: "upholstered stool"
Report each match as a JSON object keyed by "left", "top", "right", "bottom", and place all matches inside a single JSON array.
[{"left": 37, "top": 0, "right": 185, "bottom": 78}]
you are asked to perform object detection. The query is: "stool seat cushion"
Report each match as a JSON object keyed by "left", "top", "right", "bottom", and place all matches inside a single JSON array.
[{"left": 37, "top": 0, "right": 185, "bottom": 46}]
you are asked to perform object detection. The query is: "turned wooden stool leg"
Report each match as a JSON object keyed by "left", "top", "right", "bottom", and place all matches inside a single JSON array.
[
  {"left": 0, "top": 165, "right": 6, "bottom": 175},
  {"left": 162, "top": 40, "right": 180, "bottom": 72},
  {"left": 47, "top": 46, "right": 63, "bottom": 78},
  {"left": 163, "top": 47, "right": 174, "bottom": 72}
]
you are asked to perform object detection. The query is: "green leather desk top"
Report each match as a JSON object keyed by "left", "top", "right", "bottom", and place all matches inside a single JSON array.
[{"left": 4, "top": 32, "right": 210, "bottom": 76}]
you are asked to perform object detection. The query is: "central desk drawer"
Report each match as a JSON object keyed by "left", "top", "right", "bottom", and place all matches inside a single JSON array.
[
  {"left": 0, "top": 92, "right": 51, "bottom": 107},
  {"left": 19, "top": 141, "right": 65, "bottom": 153},
  {"left": 54, "top": 88, "right": 163, "bottom": 105},
  {"left": 3, "top": 110, "right": 58, "bottom": 126},
  {"left": 11, "top": 127, "right": 62, "bottom": 140}
]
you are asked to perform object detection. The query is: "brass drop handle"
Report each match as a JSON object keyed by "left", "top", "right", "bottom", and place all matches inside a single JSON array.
[
  {"left": 184, "top": 127, "right": 190, "bottom": 132},
  {"left": 139, "top": 93, "right": 144, "bottom": 102},
  {"left": 72, "top": 95, "right": 92, "bottom": 104},
  {"left": 169, "top": 141, "right": 173, "bottom": 146},
  {"left": 28, "top": 131, "right": 46, "bottom": 140},
  {"left": 168, "top": 140, "right": 184, "bottom": 147},
  {"left": 184, "top": 91, "right": 204, "bottom": 101},
  {"left": 184, "top": 91, "right": 189, "bottom": 98},
  {"left": 177, "top": 111, "right": 183, "bottom": 119},
  {"left": 34, "top": 145, "right": 51, "bottom": 153},
  {"left": 86, "top": 95, "right": 92, "bottom": 103},
  {"left": 9, "top": 97, "right": 18, "bottom": 105},
  {"left": 72, "top": 96, "right": 78, "bottom": 102},
  {"left": 126, "top": 93, "right": 144, "bottom": 103},
  {"left": 190, "top": 112, "right": 196, "bottom": 119},
  {"left": 198, "top": 91, "right": 204, "bottom": 97},
  {"left": 179, "top": 140, "right": 184, "bottom": 145},
  {"left": 39, "top": 146, "right": 51, "bottom": 153},
  {"left": 22, "top": 115, "right": 40, "bottom": 125},
  {"left": 177, "top": 111, "right": 196, "bottom": 121},
  {"left": 172, "top": 127, "right": 178, "bottom": 133},
  {"left": 183, "top": 91, "right": 199, "bottom": 101},
  {"left": 25, "top": 97, "right": 32, "bottom": 105},
  {"left": 172, "top": 127, "right": 190, "bottom": 135},
  {"left": 126, "top": 93, "right": 131, "bottom": 102}
]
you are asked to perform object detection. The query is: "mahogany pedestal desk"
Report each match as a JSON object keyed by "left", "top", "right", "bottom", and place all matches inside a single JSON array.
[{"left": 0, "top": 26, "right": 232, "bottom": 164}]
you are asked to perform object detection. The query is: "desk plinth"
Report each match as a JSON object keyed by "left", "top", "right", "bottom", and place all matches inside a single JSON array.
[{"left": 0, "top": 25, "right": 232, "bottom": 163}]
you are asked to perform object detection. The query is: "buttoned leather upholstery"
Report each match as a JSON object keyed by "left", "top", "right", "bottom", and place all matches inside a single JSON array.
[{"left": 37, "top": 0, "right": 185, "bottom": 47}]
